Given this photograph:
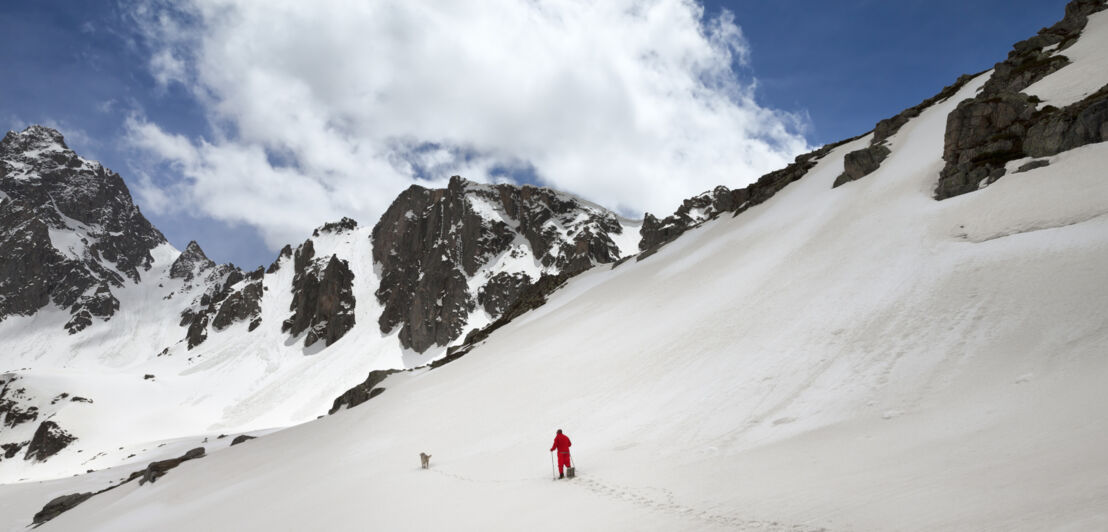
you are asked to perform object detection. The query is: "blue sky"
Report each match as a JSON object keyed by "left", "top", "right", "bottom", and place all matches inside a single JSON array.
[{"left": 0, "top": 1, "right": 1070, "bottom": 269}]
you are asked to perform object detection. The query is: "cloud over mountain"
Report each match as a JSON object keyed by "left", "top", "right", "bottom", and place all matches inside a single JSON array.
[{"left": 126, "top": 0, "right": 809, "bottom": 248}]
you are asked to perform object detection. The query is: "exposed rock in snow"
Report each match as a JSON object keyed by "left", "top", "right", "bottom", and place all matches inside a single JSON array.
[
  {"left": 834, "top": 72, "right": 982, "bottom": 188},
  {"left": 477, "top": 271, "right": 533, "bottom": 316},
  {"left": 0, "top": 377, "right": 39, "bottom": 429},
  {"left": 229, "top": 435, "right": 255, "bottom": 446},
  {"left": 32, "top": 492, "right": 95, "bottom": 526},
  {"left": 266, "top": 244, "right": 292, "bottom": 274},
  {"left": 313, "top": 216, "right": 358, "bottom": 236},
  {"left": 0, "top": 126, "right": 167, "bottom": 331},
  {"left": 282, "top": 237, "right": 357, "bottom": 348},
  {"left": 639, "top": 186, "right": 737, "bottom": 255},
  {"left": 639, "top": 138, "right": 855, "bottom": 258},
  {"left": 373, "top": 175, "right": 631, "bottom": 353},
  {"left": 169, "top": 241, "right": 216, "bottom": 281},
  {"left": 211, "top": 269, "right": 264, "bottom": 332},
  {"left": 24, "top": 420, "right": 76, "bottom": 462},
  {"left": 134, "top": 446, "right": 205, "bottom": 485},
  {"left": 329, "top": 369, "right": 399, "bottom": 414},
  {"left": 936, "top": 0, "right": 1108, "bottom": 199}
]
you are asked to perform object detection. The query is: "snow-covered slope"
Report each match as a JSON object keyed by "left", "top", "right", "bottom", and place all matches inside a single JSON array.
[
  {"left": 3, "top": 1, "right": 1108, "bottom": 529},
  {"left": 0, "top": 137, "right": 639, "bottom": 484},
  {"left": 3, "top": 7, "right": 1106, "bottom": 527}
]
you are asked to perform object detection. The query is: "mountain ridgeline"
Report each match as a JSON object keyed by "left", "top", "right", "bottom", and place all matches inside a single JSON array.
[
  {"left": 0, "top": 129, "right": 642, "bottom": 356},
  {"left": 3, "top": 0, "right": 1108, "bottom": 359}
]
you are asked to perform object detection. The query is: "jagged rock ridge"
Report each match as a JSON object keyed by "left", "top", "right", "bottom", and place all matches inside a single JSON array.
[
  {"left": 0, "top": 126, "right": 167, "bottom": 333},
  {"left": 936, "top": 0, "right": 1108, "bottom": 199},
  {"left": 372, "top": 176, "right": 633, "bottom": 353},
  {"left": 281, "top": 229, "right": 357, "bottom": 349},
  {"left": 638, "top": 135, "right": 862, "bottom": 257}
]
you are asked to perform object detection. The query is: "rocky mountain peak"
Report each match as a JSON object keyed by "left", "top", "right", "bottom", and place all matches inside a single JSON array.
[
  {"left": 373, "top": 175, "right": 634, "bottom": 353},
  {"left": 170, "top": 241, "right": 216, "bottom": 281},
  {"left": 0, "top": 126, "right": 68, "bottom": 156},
  {"left": 0, "top": 125, "right": 167, "bottom": 333}
]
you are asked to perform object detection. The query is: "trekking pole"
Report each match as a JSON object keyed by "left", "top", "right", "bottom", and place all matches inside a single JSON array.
[{"left": 550, "top": 451, "right": 556, "bottom": 480}]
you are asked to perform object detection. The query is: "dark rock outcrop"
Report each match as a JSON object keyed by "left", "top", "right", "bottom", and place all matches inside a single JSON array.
[
  {"left": 329, "top": 369, "right": 400, "bottom": 414},
  {"left": 936, "top": 0, "right": 1108, "bottom": 199},
  {"left": 313, "top": 217, "right": 358, "bottom": 236},
  {"left": 169, "top": 241, "right": 216, "bottom": 281},
  {"left": 0, "top": 376, "right": 42, "bottom": 430},
  {"left": 32, "top": 446, "right": 209, "bottom": 526},
  {"left": 211, "top": 278, "right": 263, "bottom": 331},
  {"left": 178, "top": 260, "right": 250, "bottom": 349},
  {"left": 639, "top": 135, "right": 864, "bottom": 258},
  {"left": 282, "top": 240, "right": 357, "bottom": 348},
  {"left": 0, "top": 126, "right": 167, "bottom": 332},
  {"left": 24, "top": 420, "right": 76, "bottom": 462},
  {"left": 477, "top": 272, "right": 533, "bottom": 316},
  {"left": 638, "top": 186, "right": 735, "bottom": 255},
  {"left": 441, "top": 269, "right": 586, "bottom": 368},
  {"left": 833, "top": 72, "right": 982, "bottom": 188},
  {"left": 133, "top": 446, "right": 206, "bottom": 485},
  {"left": 0, "top": 377, "right": 40, "bottom": 428},
  {"left": 373, "top": 176, "right": 629, "bottom": 353},
  {"left": 230, "top": 434, "right": 255, "bottom": 446},
  {"left": 2, "top": 441, "right": 26, "bottom": 459},
  {"left": 833, "top": 144, "right": 891, "bottom": 187},
  {"left": 267, "top": 244, "right": 292, "bottom": 274},
  {"left": 32, "top": 492, "right": 95, "bottom": 526}
]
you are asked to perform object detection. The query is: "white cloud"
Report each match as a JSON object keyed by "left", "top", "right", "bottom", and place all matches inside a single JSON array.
[{"left": 127, "top": 0, "right": 809, "bottom": 249}]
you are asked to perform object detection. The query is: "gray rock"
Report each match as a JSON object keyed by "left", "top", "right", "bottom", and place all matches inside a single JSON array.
[
  {"left": 135, "top": 446, "right": 206, "bottom": 485},
  {"left": 32, "top": 492, "right": 94, "bottom": 526},
  {"left": 935, "top": 1, "right": 1108, "bottom": 199},
  {"left": 833, "top": 144, "right": 891, "bottom": 188},
  {"left": 373, "top": 176, "right": 626, "bottom": 353},
  {"left": 24, "top": 420, "right": 76, "bottom": 462},
  {"left": 1015, "top": 159, "right": 1051, "bottom": 173},
  {"left": 329, "top": 369, "right": 399, "bottom": 414},
  {"left": 282, "top": 246, "right": 357, "bottom": 348},
  {"left": 478, "top": 272, "right": 533, "bottom": 316},
  {"left": 0, "top": 126, "right": 167, "bottom": 331},
  {"left": 169, "top": 241, "right": 216, "bottom": 281},
  {"left": 639, "top": 186, "right": 735, "bottom": 255}
]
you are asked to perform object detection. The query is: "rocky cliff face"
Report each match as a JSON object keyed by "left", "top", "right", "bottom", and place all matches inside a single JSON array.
[
  {"left": 282, "top": 235, "right": 357, "bottom": 349},
  {"left": 936, "top": 0, "right": 1108, "bottom": 199},
  {"left": 0, "top": 126, "right": 167, "bottom": 333},
  {"left": 372, "top": 176, "right": 633, "bottom": 353}
]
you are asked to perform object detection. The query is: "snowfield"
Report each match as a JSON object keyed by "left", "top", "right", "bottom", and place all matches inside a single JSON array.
[{"left": 1, "top": 58, "right": 1105, "bottom": 530}]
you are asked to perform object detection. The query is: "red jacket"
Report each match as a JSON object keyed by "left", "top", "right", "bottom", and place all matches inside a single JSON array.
[{"left": 550, "top": 433, "right": 571, "bottom": 453}]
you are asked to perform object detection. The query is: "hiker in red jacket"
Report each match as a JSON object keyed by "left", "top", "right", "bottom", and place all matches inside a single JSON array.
[{"left": 550, "top": 429, "right": 572, "bottom": 479}]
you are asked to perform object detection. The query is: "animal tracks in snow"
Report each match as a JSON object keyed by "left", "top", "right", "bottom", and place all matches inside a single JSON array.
[{"left": 571, "top": 476, "right": 828, "bottom": 531}]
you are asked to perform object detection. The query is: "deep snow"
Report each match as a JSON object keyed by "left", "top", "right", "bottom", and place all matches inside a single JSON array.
[{"left": 0, "top": 57, "right": 1104, "bottom": 530}]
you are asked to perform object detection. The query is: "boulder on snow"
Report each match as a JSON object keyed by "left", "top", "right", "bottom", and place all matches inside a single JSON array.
[
  {"left": 1015, "top": 159, "right": 1051, "bottom": 173},
  {"left": 833, "top": 144, "right": 892, "bottom": 188},
  {"left": 230, "top": 435, "right": 256, "bottom": 446},
  {"left": 134, "top": 446, "right": 206, "bottom": 485},
  {"left": 32, "top": 492, "right": 94, "bottom": 526},
  {"left": 329, "top": 369, "right": 399, "bottom": 414}
]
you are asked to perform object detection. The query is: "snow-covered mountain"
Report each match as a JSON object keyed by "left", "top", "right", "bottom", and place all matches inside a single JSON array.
[
  {"left": 1, "top": 0, "right": 1107, "bottom": 529},
  {"left": 0, "top": 132, "right": 639, "bottom": 483}
]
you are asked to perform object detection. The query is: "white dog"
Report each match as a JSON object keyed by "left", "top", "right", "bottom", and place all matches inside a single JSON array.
[{"left": 420, "top": 452, "right": 432, "bottom": 470}]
